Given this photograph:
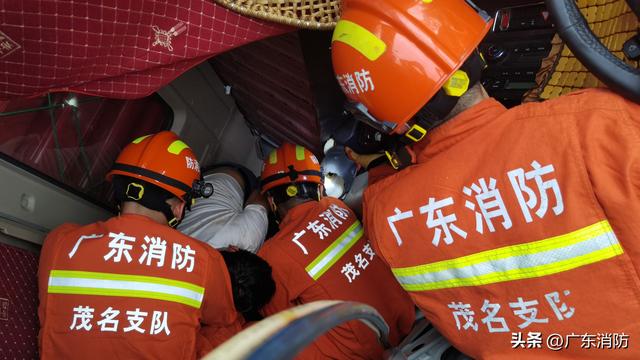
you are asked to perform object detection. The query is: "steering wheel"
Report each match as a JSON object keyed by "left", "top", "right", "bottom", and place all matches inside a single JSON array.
[
  {"left": 627, "top": 0, "right": 640, "bottom": 17},
  {"left": 545, "top": 0, "right": 640, "bottom": 104}
]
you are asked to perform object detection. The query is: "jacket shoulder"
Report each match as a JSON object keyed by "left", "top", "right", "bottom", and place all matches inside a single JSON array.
[
  {"left": 321, "top": 196, "right": 351, "bottom": 210},
  {"left": 169, "top": 227, "right": 224, "bottom": 261},
  {"left": 44, "top": 221, "right": 103, "bottom": 243},
  {"left": 524, "top": 88, "right": 629, "bottom": 116}
]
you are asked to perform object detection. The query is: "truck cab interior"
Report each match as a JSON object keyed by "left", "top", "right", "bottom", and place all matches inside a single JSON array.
[{"left": 0, "top": 0, "right": 638, "bottom": 358}]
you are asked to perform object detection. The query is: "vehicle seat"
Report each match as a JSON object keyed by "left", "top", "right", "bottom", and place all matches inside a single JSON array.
[
  {"left": 524, "top": 0, "right": 638, "bottom": 102},
  {"left": 385, "top": 309, "right": 471, "bottom": 360}
]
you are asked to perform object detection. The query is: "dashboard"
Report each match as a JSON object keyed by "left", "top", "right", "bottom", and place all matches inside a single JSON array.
[{"left": 476, "top": 1, "right": 557, "bottom": 107}]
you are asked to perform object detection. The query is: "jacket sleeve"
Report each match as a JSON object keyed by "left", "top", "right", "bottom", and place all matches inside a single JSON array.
[
  {"left": 197, "top": 319, "right": 244, "bottom": 356},
  {"left": 215, "top": 204, "right": 268, "bottom": 253},
  {"left": 367, "top": 163, "right": 397, "bottom": 186},
  {"left": 258, "top": 244, "right": 299, "bottom": 317},
  {"left": 579, "top": 94, "right": 640, "bottom": 274},
  {"left": 193, "top": 248, "right": 244, "bottom": 355},
  {"left": 362, "top": 184, "right": 394, "bottom": 269},
  {"left": 200, "top": 249, "right": 239, "bottom": 328},
  {"left": 37, "top": 223, "right": 80, "bottom": 352}
]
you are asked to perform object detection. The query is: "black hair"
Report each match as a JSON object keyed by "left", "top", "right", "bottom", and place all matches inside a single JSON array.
[
  {"left": 267, "top": 182, "right": 321, "bottom": 206},
  {"left": 220, "top": 249, "right": 276, "bottom": 321}
]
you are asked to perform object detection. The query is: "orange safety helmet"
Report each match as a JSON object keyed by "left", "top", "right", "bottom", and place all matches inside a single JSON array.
[
  {"left": 260, "top": 143, "right": 322, "bottom": 194},
  {"left": 331, "top": 0, "right": 493, "bottom": 135},
  {"left": 106, "top": 131, "right": 201, "bottom": 201}
]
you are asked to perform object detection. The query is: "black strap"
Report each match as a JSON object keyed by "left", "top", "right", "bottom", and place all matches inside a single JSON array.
[
  {"left": 111, "top": 163, "right": 192, "bottom": 194},
  {"left": 366, "top": 155, "right": 389, "bottom": 171},
  {"left": 113, "top": 176, "right": 181, "bottom": 227},
  {"left": 410, "top": 50, "right": 485, "bottom": 134},
  {"left": 261, "top": 169, "right": 323, "bottom": 188},
  {"left": 382, "top": 50, "right": 486, "bottom": 170}
]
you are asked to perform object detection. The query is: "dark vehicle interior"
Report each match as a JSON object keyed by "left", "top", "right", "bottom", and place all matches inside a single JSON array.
[{"left": 0, "top": 0, "right": 638, "bottom": 358}]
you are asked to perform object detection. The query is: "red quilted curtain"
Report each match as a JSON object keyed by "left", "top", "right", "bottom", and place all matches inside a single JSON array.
[{"left": 0, "top": 1, "right": 290, "bottom": 99}]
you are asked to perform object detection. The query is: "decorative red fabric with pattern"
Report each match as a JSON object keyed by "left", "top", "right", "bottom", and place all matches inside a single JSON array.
[
  {"left": 0, "top": 1, "right": 290, "bottom": 99},
  {"left": 0, "top": 243, "right": 39, "bottom": 359}
]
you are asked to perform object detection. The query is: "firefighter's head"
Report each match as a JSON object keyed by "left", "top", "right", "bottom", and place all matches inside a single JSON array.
[
  {"left": 106, "top": 131, "right": 213, "bottom": 227},
  {"left": 331, "top": 0, "right": 492, "bottom": 141},
  {"left": 260, "top": 143, "right": 323, "bottom": 217}
]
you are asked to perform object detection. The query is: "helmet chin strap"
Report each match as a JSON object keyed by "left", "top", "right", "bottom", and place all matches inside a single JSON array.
[
  {"left": 136, "top": 191, "right": 179, "bottom": 228},
  {"left": 163, "top": 206, "right": 179, "bottom": 228},
  {"left": 266, "top": 182, "right": 322, "bottom": 224},
  {"left": 130, "top": 185, "right": 179, "bottom": 227}
]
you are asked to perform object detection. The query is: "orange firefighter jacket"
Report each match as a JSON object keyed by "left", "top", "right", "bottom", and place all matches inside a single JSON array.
[
  {"left": 38, "top": 213, "right": 241, "bottom": 359},
  {"left": 367, "top": 162, "right": 396, "bottom": 186},
  {"left": 259, "top": 197, "right": 414, "bottom": 359},
  {"left": 364, "top": 88, "right": 640, "bottom": 359}
]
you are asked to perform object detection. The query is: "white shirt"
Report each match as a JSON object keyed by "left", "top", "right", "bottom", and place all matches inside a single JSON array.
[{"left": 178, "top": 173, "right": 268, "bottom": 252}]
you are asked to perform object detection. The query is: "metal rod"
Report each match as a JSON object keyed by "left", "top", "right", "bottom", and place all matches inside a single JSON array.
[
  {"left": 0, "top": 97, "right": 100, "bottom": 117},
  {"left": 70, "top": 103, "right": 93, "bottom": 180},
  {"left": 47, "top": 93, "right": 66, "bottom": 180}
]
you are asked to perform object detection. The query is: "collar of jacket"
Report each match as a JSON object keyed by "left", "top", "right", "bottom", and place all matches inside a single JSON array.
[
  {"left": 115, "top": 212, "right": 164, "bottom": 225},
  {"left": 416, "top": 97, "right": 507, "bottom": 163},
  {"left": 279, "top": 200, "right": 318, "bottom": 228}
]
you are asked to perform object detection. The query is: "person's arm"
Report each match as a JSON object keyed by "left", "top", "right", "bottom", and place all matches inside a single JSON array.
[
  {"left": 579, "top": 94, "right": 640, "bottom": 260},
  {"left": 218, "top": 169, "right": 268, "bottom": 250},
  {"left": 197, "top": 249, "right": 245, "bottom": 354},
  {"left": 197, "top": 319, "right": 244, "bottom": 354},
  {"left": 209, "top": 167, "right": 246, "bottom": 190},
  {"left": 345, "top": 146, "right": 398, "bottom": 186},
  {"left": 200, "top": 250, "right": 239, "bottom": 328},
  {"left": 216, "top": 199, "right": 268, "bottom": 252},
  {"left": 345, "top": 146, "right": 386, "bottom": 170},
  {"left": 199, "top": 247, "right": 262, "bottom": 354},
  {"left": 38, "top": 223, "right": 79, "bottom": 352},
  {"left": 246, "top": 188, "right": 267, "bottom": 208},
  {"left": 188, "top": 171, "right": 268, "bottom": 252},
  {"left": 258, "top": 245, "right": 298, "bottom": 317}
]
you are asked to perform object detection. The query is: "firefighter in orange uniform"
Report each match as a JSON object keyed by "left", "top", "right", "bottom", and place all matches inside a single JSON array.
[
  {"left": 258, "top": 143, "right": 414, "bottom": 359},
  {"left": 331, "top": 0, "right": 640, "bottom": 359},
  {"left": 38, "top": 131, "right": 249, "bottom": 359}
]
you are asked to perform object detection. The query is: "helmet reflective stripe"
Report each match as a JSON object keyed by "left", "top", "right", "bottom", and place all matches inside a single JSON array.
[
  {"left": 269, "top": 150, "right": 278, "bottom": 164},
  {"left": 295, "top": 145, "right": 306, "bottom": 161},
  {"left": 261, "top": 169, "right": 323, "bottom": 188},
  {"left": 332, "top": 20, "right": 387, "bottom": 61},
  {"left": 260, "top": 143, "right": 323, "bottom": 193},
  {"left": 132, "top": 134, "right": 152, "bottom": 144},
  {"left": 106, "top": 131, "right": 200, "bottom": 199},
  {"left": 167, "top": 140, "right": 190, "bottom": 155},
  {"left": 331, "top": 0, "right": 492, "bottom": 131}
]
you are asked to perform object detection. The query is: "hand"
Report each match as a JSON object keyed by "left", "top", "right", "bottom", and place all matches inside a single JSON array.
[
  {"left": 345, "top": 146, "right": 385, "bottom": 169},
  {"left": 246, "top": 189, "right": 267, "bottom": 208},
  {"left": 223, "top": 245, "right": 240, "bottom": 252}
]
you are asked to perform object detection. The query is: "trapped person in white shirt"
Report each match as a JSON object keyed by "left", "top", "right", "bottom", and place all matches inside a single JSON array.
[{"left": 179, "top": 165, "right": 268, "bottom": 253}]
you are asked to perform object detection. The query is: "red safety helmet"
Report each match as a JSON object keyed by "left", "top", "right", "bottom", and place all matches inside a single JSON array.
[
  {"left": 106, "top": 131, "right": 201, "bottom": 201},
  {"left": 260, "top": 143, "right": 322, "bottom": 194},
  {"left": 331, "top": 0, "right": 492, "bottom": 135}
]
